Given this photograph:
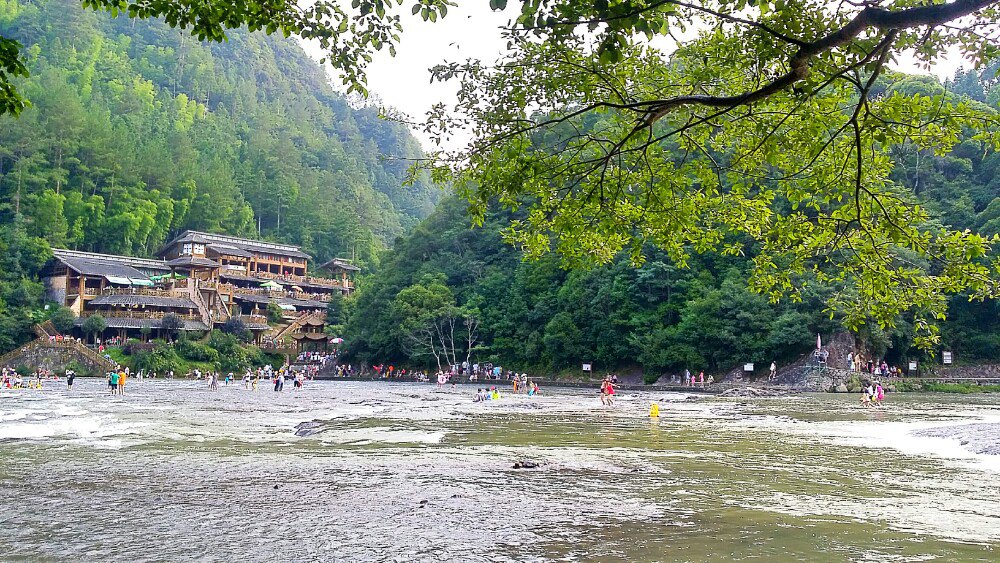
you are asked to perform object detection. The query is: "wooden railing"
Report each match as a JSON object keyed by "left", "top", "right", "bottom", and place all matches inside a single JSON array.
[
  {"left": 103, "top": 287, "right": 179, "bottom": 297},
  {"left": 305, "top": 276, "right": 344, "bottom": 288},
  {"left": 79, "top": 310, "right": 201, "bottom": 321},
  {"left": 230, "top": 286, "right": 334, "bottom": 302},
  {"left": 233, "top": 314, "right": 268, "bottom": 325},
  {"left": 233, "top": 287, "right": 287, "bottom": 299}
]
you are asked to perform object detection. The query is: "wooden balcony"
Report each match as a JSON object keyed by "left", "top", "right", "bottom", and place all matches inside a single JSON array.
[
  {"left": 79, "top": 310, "right": 201, "bottom": 321},
  {"left": 233, "top": 314, "right": 269, "bottom": 326},
  {"left": 103, "top": 287, "right": 180, "bottom": 298}
]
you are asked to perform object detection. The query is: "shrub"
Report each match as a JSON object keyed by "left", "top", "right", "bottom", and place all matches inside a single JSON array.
[
  {"left": 49, "top": 306, "right": 76, "bottom": 333},
  {"left": 175, "top": 339, "right": 220, "bottom": 363},
  {"left": 132, "top": 343, "right": 181, "bottom": 374},
  {"left": 220, "top": 318, "right": 251, "bottom": 342},
  {"left": 81, "top": 315, "right": 106, "bottom": 343},
  {"left": 265, "top": 302, "right": 284, "bottom": 324},
  {"left": 161, "top": 313, "right": 184, "bottom": 341}
]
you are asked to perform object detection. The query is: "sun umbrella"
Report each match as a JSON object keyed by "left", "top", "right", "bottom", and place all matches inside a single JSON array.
[
  {"left": 260, "top": 280, "right": 282, "bottom": 289},
  {"left": 330, "top": 337, "right": 344, "bottom": 344}
]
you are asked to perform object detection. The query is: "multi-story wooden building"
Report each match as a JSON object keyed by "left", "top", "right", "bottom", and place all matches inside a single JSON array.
[{"left": 42, "top": 232, "right": 359, "bottom": 347}]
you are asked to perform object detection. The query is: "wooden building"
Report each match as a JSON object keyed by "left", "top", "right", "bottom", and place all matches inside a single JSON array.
[{"left": 42, "top": 232, "right": 359, "bottom": 344}]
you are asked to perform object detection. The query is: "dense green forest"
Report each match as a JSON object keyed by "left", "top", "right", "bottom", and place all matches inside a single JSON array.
[
  {"left": 0, "top": 0, "right": 438, "bottom": 256},
  {"left": 3, "top": 1, "right": 1000, "bottom": 378},
  {"left": 344, "top": 68, "right": 1000, "bottom": 377},
  {"left": 0, "top": 0, "right": 439, "bottom": 352}
]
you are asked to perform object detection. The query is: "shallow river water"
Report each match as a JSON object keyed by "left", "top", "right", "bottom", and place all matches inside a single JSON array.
[{"left": 1, "top": 380, "right": 999, "bottom": 561}]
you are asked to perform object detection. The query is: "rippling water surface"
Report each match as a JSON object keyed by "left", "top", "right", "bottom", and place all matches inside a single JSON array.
[{"left": 2, "top": 380, "right": 999, "bottom": 561}]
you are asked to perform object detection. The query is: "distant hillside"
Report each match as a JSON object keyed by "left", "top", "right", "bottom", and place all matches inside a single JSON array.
[{"left": 0, "top": 0, "right": 440, "bottom": 264}]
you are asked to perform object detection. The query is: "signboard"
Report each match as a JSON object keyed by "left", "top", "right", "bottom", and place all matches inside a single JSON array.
[
  {"left": 908, "top": 361, "right": 918, "bottom": 371},
  {"left": 942, "top": 351, "right": 953, "bottom": 365},
  {"left": 743, "top": 363, "right": 754, "bottom": 372},
  {"left": 582, "top": 363, "right": 592, "bottom": 372}
]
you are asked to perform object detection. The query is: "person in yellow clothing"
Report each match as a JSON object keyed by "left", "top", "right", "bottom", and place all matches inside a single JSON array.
[{"left": 118, "top": 369, "right": 127, "bottom": 395}]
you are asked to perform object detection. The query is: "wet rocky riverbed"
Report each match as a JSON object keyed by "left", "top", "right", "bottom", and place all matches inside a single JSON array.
[{"left": 1, "top": 380, "right": 999, "bottom": 561}]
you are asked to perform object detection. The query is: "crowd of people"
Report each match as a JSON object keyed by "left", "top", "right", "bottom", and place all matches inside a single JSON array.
[
  {"left": 295, "top": 351, "right": 337, "bottom": 367},
  {"left": 847, "top": 352, "right": 904, "bottom": 378},
  {"left": 1, "top": 367, "right": 58, "bottom": 389}
]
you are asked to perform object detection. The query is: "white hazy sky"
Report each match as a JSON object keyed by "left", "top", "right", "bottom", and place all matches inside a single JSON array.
[{"left": 301, "top": 4, "right": 969, "bottom": 149}]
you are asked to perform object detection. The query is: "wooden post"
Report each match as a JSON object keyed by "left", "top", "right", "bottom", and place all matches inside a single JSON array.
[{"left": 79, "top": 275, "right": 86, "bottom": 311}]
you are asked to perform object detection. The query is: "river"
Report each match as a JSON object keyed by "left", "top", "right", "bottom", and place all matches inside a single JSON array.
[{"left": 1, "top": 380, "right": 998, "bottom": 561}]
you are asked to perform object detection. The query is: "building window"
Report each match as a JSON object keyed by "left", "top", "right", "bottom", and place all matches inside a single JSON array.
[
  {"left": 182, "top": 243, "right": 193, "bottom": 255},
  {"left": 193, "top": 244, "right": 205, "bottom": 255}
]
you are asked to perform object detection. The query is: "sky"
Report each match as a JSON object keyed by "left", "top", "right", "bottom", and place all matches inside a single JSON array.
[{"left": 300, "top": 4, "right": 970, "bottom": 149}]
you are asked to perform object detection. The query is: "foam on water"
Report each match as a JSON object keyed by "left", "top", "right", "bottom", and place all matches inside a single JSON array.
[
  {"left": 317, "top": 427, "right": 447, "bottom": 445},
  {"left": 2, "top": 381, "right": 1000, "bottom": 560}
]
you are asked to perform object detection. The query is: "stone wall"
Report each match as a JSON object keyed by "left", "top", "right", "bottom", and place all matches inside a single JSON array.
[
  {"left": 43, "top": 275, "right": 67, "bottom": 307},
  {"left": 926, "top": 363, "right": 1000, "bottom": 379},
  {"left": 0, "top": 341, "right": 113, "bottom": 375}
]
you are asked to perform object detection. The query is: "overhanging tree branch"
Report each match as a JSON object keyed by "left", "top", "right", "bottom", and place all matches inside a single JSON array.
[{"left": 640, "top": 0, "right": 998, "bottom": 126}]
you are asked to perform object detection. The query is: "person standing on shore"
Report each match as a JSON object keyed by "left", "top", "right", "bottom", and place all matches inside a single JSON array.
[
  {"left": 66, "top": 369, "right": 75, "bottom": 390},
  {"left": 769, "top": 362, "right": 777, "bottom": 380}
]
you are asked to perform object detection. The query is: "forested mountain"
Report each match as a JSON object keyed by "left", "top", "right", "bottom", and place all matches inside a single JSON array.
[
  {"left": 0, "top": 0, "right": 439, "bottom": 353},
  {"left": 0, "top": 0, "right": 439, "bottom": 261},
  {"left": 346, "top": 68, "right": 1000, "bottom": 377}
]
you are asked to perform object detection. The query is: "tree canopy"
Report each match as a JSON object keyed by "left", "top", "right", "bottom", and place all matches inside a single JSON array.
[{"left": 4, "top": 0, "right": 1000, "bottom": 347}]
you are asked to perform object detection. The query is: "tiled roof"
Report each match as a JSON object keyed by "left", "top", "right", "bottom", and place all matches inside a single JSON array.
[
  {"left": 232, "top": 293, "right": 272, "bottom": 305},
  {"left": 90, "top": 295, "right": 198, "bottom": 309},
  {"left": 207, "top": 244, "right": 253, "bottom": 258},
  {"left": 285, "top": 298, "right": 327, "bottom": 309},
  {"left": 161, "top": 230, "right": 311, "bottom": 259},
  {"left": 74, "top": 317, "right": 209, "bottom": 331},
  {"left": 319, "top": 258, "right": 361, "bottom": 272},
  {"left": 219, "top": 272, "right": 263, "bottom": 283},
  {"left": 164, "top": 256, "right": 220, "bottom": 268},
  {"left": 51, "top": 249, "right": 169, "bottom": 280}
]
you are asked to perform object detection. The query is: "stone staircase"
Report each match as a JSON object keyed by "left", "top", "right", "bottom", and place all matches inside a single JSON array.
[
  {"left": 269, "top": 311, "right": 324, "bottom": 343},
  {"left": 0, "top": 327, "right": 116, "bottom": 374}
]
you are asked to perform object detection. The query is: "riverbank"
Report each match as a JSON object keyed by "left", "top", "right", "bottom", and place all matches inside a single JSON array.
[{"left": 895, "top": 380, "right": 1000, "bottom": 393}]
